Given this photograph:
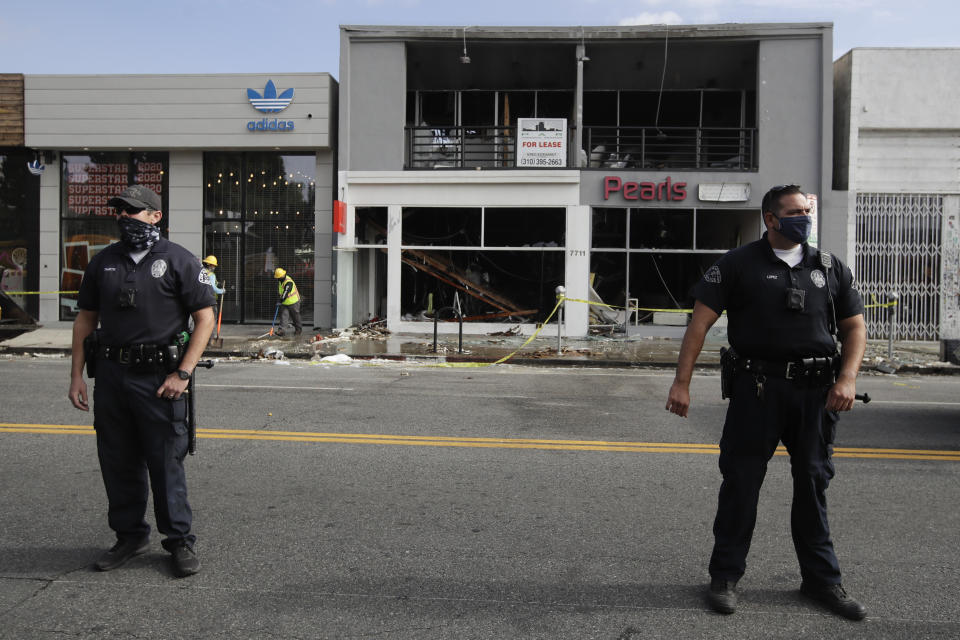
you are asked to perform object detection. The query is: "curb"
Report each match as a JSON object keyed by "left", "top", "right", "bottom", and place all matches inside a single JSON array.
[{"left": 3, "top": 344, "right": 958, "bottom": 374}]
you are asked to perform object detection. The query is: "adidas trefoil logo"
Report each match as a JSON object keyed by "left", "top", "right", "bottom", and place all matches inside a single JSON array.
[{"left": 247, "top": 80, "right": 294, "bottom": 113}]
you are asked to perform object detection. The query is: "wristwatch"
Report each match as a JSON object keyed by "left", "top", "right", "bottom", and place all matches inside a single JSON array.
[{"left": 176, "top": 369, "right": 192, "bottom": 381}]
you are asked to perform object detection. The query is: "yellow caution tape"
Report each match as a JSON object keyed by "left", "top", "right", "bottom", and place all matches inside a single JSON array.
[
  {"left": 864, "top": 300, "right": 898, "bottom": 309},
  {"left": 2, "top": 291, "right": 79, "bottom": 295},
  {"left": 427, "top": 297, "right": 566, "bottom": 368},
  {"left": 559, "top": 296, "right": 692, "bottom": 314}
]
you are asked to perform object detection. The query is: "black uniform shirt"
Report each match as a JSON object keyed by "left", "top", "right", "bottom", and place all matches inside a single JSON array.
[
  {"left": 78, "top": 237, "right": 215, "bottom": 346},
  {"left": 692, "top": 233, "right": 864, "bottom": 361}
]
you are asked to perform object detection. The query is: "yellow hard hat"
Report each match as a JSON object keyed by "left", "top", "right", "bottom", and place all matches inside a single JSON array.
[
  {"left": 203, "top": 255, "right": 218, "bottom": 267},
  {"left": 274, "top": 268, "right": 286, "bottom": 279}
]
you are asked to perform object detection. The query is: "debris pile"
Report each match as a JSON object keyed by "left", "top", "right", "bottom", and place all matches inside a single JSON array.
[
  {"left": 862, "top": 341, "right": 958, "bottom": 373},
  {"left": 256, "top": 347, "right": 284, "bottom": 360},
  {"left": 311, "top": 320, "right": 391, "bottom": 355},
  {"left": 528, "top": 348, "right": 594, "bottom": 359},
  {"left": 315, "top": 353, "right": 353, "bottom": 365}
]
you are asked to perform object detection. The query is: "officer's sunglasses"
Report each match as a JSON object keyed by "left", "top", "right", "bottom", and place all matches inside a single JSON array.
[{"left": 769, "top": 183, "right": 801, "bottom": 193}]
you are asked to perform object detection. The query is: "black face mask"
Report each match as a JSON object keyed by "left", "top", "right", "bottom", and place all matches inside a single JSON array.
[{"left": 117, "top": 216, "right": 160, "bottom": 251}]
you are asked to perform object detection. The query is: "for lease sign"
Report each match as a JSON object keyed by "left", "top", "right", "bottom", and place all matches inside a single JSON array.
[{"left": 517, "top": 118, "right": 567, "bottom": 168}]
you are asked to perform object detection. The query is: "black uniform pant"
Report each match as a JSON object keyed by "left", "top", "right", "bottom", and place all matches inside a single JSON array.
[
  {"left": 709, "top": 371, "right": 842, "bottom": 586},
  {"left": 93, "top": 359, "right": 195, "bottom": 551}
]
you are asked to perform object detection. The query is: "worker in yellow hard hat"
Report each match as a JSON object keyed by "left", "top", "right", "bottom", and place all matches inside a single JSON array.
[
  {"left": 201, "top": 256, "right": 225, "bottom": 296},
  {"left": 202, "top": 255, "right": 226, "bottom": 334},
  {"left": 274, "top": 267, "right": 302, "bottom": 337}
]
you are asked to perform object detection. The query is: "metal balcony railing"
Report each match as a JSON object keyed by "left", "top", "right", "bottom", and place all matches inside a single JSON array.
[
  {"left": 585, "top": 126, "right": 756, "bottom": 171},
  {"left": 406, "top": 126, "right": 519, "bottom": 169},
  {"left": 404, "top": 125, "right": 757, "bottom": 170}
]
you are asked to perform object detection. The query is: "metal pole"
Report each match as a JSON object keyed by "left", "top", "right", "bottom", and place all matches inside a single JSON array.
[
  {"left": 887, "top": 293, "right": 899, "bottom": 360},
  {"left": 555, "top": 285, "right": 566, "bottom": 354}
]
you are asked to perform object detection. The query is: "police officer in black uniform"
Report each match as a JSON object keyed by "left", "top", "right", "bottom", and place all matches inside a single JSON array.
[
  {"left": 68, "top": 185, "right": 215, "bottom": 578},
  {"left": 665, "top": 184, "right": 868, "bottom": 620}
]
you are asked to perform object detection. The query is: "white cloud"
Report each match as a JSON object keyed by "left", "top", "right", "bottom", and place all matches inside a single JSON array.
[{"left": 619, "top": 11, "right": 684, "bottom": 25}]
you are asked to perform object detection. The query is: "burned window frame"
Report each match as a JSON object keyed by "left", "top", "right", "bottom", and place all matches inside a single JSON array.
[
  {"left": 397, "top": 206, "right": 566, "bottom": 324},
  {"left": 590, "top": 206, "right": 761, "bottom": 322}
]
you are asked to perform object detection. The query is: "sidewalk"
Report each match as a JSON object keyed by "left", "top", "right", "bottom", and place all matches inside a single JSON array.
[{"left": 1, "top": 321, "right": 956, "bottom": 373}]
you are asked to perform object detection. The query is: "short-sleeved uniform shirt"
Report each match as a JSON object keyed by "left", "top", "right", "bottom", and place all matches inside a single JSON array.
[
  {"left": 78, "top": 237, "right": 215, "bottom": 346},
  {"left": 692, "top": 233, "right": 864, "bottom": 361}
]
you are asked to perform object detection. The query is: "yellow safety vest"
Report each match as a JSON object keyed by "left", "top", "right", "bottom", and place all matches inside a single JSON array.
[{"left": 278, "top": 275, "right": 300, "bottom": 305}]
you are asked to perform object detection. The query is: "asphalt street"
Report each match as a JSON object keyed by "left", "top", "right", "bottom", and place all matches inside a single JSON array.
[{"left": 0, "top": 356, "right": 958, "bottom": 639}]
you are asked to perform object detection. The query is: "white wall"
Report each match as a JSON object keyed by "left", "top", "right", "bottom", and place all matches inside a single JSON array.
[
  {"left": 37, "top": 165, "right": 60, "bottom": 322},
  {"left": 841, "top": 49, "right": 960, "bottom": 194},
  {"left": 167, "top": 151, "right": 203, "bottom": 254}
]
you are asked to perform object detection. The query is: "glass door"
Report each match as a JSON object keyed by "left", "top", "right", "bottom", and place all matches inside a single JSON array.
[{"left": 203, "top": 221, "right": 241, "bottom": 323}]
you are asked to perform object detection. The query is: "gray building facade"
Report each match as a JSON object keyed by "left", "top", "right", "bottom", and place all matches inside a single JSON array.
[
  {"left": 337, "top": 23, "right": 837, "bottom": 337},
  {"left": 21, "top": 73, "right": 337, "bottom": 328}
]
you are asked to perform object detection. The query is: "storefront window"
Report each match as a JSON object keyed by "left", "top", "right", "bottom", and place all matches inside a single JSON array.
[
  {"left": 400, "top": 206, "right": 565, "bottom": 324},
  {"left": 355, "top": 208, "right": 388, "bottom": 245},
  {"left": 59, "top": 152, "right": 168, "bottom": 319},
  {"left": 695, "top": 209, "right": 757, "bottom": 250},
  {"left": 203, "top": 152, "right": 315, "bottom": 324},
  {"left": 591, "top": 206, "right": 760, "bottom": 325},
  {"left": 403, "top": 208, "right": 481, "bottom": 246},
  {"left": 0, "top": 150, "right": 40, "bottom": 319},
  {"left": 629, "top": 209, "right": 693, "bottom": 249}
]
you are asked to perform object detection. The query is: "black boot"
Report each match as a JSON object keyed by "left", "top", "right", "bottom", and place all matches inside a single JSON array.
[
  {"left": 171, "top": 543, "right": 200, "bottom": 578},
  {"left": 95, "top": 537, "right": 150, "bottom": 571},
  {"left": 800, "top": 582, "right": 866, "bottom": 621},
  {"left": 707, "top": 577, "right": 738, "bottom": 614}
]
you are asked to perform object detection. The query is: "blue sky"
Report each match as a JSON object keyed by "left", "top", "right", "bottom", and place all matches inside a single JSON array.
[{"left": 1, "top": 0, "right": 957, "bottom": 77}]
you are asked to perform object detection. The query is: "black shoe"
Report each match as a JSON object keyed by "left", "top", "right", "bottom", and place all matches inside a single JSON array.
[
  {"left": 171, "top": 544, "right": 200, "bottom": 578},
  {"left": 707, "top": 577, "right": 738, "bottom": 614},
  {"left": 801, "top": 582, "right": 866, "bottom": 621},
  {"left": 294, "top": 328, "right": 302, "bottom": 337},
  {"left": 94, "top": 537, "right": 150, "bottom": 571}
]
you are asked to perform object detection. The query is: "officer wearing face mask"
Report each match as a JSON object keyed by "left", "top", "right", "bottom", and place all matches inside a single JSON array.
[
  {"left": 665, "top": 184, "right": 868, "bottom": 620},
  {"left": 68, "top": 185, "right": 215, "bottom": 578}
]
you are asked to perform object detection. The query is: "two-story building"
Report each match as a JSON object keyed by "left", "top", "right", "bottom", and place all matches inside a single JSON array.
[{"left": 336, "top": 24, "right": 837, "bottom": 337}]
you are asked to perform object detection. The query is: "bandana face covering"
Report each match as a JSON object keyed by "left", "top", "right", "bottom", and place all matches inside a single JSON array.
[{"left": 117, "top": 215, "right": 161, "bottom": 251}]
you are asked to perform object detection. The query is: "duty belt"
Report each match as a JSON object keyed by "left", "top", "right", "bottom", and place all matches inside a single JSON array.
[
  {"left": 739, "top": 355, "right": 838, "bottom": 381},
  {"left": 97, "top": 344, "right": 172, "bottom": 368}
]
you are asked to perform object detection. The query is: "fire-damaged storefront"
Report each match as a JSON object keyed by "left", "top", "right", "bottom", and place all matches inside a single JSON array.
[
  {"left": 0, "top": 74, "right": 41, "bottom": 324},
  {"left": 338, "top": 24, "right": 836, "bottom": 336},
  {"left": 587, "top": 175, "right": 763, "bottom": 331}
]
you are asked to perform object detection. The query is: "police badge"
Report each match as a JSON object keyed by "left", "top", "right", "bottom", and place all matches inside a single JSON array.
[{"left": 151, "top": 259, "right": 168, "bottom": 279}]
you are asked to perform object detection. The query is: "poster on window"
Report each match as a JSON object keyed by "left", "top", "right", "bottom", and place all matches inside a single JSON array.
[
  {"left": 807, "top": 193, "right": 818, "bottom": 249},
  {"left": 517, "top": 118, "right": 567, "bottom": 168},
  {"left": 62, "top": 154, "right": 166, "bottom": 217},
  {"left": 58, "top": 153, "right": 168, "bottom": 319}
]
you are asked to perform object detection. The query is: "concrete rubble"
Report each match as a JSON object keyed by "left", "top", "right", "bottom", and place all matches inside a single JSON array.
[{"left": 0, "top": 321, "right": 957, "bottom": 374}]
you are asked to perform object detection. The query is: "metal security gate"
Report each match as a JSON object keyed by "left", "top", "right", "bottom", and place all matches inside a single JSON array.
[{"left": 855, "top": 193, "right": 942, "bottom": 340}]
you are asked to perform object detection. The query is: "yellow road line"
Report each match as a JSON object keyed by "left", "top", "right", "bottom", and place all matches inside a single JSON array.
[{"left": 1, "top": 423, "right": 958, "bottom": 461}]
